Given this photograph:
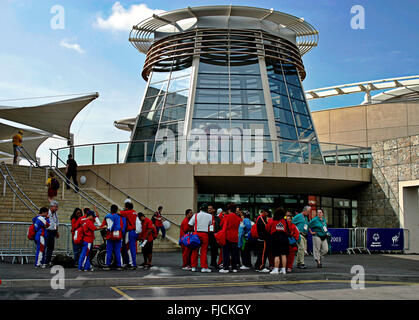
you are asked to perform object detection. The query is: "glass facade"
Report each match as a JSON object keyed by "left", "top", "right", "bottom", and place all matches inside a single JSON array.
[
  {"left": 126, "top": 28, "right": 323, "bottom": 164},
  {"left": 266, "top": 59, "right": 322, "bottom": 163},
  {"left": 126, "top": 59, "right": 192, "bottom": 162},
  {"left": 197, "top": 193, "right": 358, "bottom": 228}
]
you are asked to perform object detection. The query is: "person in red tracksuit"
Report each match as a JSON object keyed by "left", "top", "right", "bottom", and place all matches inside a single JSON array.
[
  {"left": 78, "top": 211, "right": 105, "bottom": 271},
  {"left": 285, "top": 211, "right": 300, "bottom": 273},
  {"left": 138, "top": 212, "right": 155, "bottom": 269},
  {"left": 119, "top": 202, "right": 139, "bottom": 269},
  {"left": 219, "top": 203, "right": 243, "bottom": 273},
  {"left": 266, "top": 207, "right": 293, "bottom": 274},
  {"left": 180, "top": 209, "right": 193, "bottom": 270}
]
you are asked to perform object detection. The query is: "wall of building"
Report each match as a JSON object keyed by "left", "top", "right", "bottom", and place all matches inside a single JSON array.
[
  {"left": 357, "top": 134, "right": 419, "bottom": 228},
  {"left": 311, "top": 100, "right": 419, "bottom": 147}
]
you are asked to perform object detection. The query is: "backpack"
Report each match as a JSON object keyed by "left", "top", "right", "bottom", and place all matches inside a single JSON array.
[
  {"left": 73, "top": 226, "right": 84, "bottom": 245},
  {"left": 135, "top": 216, "right": 142, "bottom": 234},
  {"left": 50, "top": 178, "right": 60, "bottom": 190},
  {"left": 107, "top": 214, "right": 123, "bottom": 241},
  {"left": 27, "top": 224, "right": 36, "bottom": 240},
  {"left": 250, "top": 216, "right": 266, "bottom": 240}
]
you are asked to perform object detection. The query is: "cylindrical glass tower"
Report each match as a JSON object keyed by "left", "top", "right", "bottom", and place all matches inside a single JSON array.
[{"left": 126, "top": 5, "right": 322, "bottom": 164}]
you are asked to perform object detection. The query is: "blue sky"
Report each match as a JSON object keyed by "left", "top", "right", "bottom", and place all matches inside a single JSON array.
[{"left": 0, "top": 0, "right": 418, "bottom": 163}]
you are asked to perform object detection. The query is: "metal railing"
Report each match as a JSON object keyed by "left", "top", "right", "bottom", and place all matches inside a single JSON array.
[
  {"left": 347, "top": 228, "right": 370, "bottom": 254},
  {"left": 0, "top": 163, "right": 39, "bottom": 216},
  {"left": 18, "top": 146, "right": 111, "bottom": 216},
  {"left": 50, "top": 138, "right": 372, "bottom": 168},
  {"left": 1, "top": 161, "right": 40, "bottom": 213},
  {"left": 0, "top": 221, "right": 72, "bottom": 264}
]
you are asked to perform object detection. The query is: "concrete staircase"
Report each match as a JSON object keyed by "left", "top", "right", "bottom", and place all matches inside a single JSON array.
[{"left": 0, "top": 165, "right": 180, "bottom": 252}]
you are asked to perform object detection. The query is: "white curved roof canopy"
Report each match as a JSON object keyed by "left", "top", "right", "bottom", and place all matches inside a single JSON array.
[
  {"left": 0, "top": 93, "right": 99, "bottom": 139},
  {"left": 129, "top": 5, "right": 318, "bottom": 55}
]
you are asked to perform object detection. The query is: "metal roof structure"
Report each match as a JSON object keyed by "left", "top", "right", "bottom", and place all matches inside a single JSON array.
[
  {"left": 0, "top": 92, "right": 99, "bottom": 160},
  {"left": 129, "top": 5, "right": 319, "bottom": 56},
  {"left": 0, "top": 93, "right": 99, "bottom": 140},
  {"left": 305, "top": 75, "right": 419, "bottom": 104}
]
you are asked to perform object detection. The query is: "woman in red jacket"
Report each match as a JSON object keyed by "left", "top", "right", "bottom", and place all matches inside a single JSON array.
[
  {"left": 70, "top": 208, "right": 83, "bottom": 267},
  {"left": 219, "top": 203, "right": 242, "bottom": 273},
  {"left": 180, "top": 209, "right": 193, "bottom": 270},
  {"left": 285, "top": 211, "right": 300, "bottom": 273},
  {"left": 266, "top": 207, "right": 292, "bottom": 274}
]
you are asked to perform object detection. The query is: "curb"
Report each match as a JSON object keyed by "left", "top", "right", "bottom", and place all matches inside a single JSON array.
[{"left": 3, "top": 272, "right": 419, "bottom": 288}]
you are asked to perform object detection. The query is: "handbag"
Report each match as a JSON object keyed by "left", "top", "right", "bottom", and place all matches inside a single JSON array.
[
  {"left": 214, "top": 227, "right": 226, "bottom": 246},
  {"left": 180, "top": 213, "right": 201, "bottom": 249},
  {"left": 285, "top": 220, "right": 297, "bottom": 247}
]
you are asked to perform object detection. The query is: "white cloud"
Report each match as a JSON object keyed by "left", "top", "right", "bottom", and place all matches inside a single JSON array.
[
  {"left": 59, "top": 38, "right": 85, "bottom": 54},
  {"left": 94, "top": 2, "right": 165, "bottom": 32}
]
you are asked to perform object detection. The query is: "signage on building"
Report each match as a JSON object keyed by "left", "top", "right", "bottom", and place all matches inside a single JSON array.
[{"left": 366, "top": 228, "right": 404, "bottom": 251}]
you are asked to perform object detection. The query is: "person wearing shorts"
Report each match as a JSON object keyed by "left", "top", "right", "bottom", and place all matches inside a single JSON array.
[{"left": 266, "top": 207, "right": 291, "bottom": 274}]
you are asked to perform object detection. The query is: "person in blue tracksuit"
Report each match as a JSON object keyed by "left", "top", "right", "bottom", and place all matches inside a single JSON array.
[
  {"left": 33, "top": 207, "right": 50, "bottom": 268},
  {"left": 100, "top": 204, "right": 123, "bottom": 270}
]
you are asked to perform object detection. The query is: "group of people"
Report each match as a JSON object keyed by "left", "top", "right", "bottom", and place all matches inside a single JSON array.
[
  {"left": 179, "top": 204, "right": 330, "bottom": 274},
  {"left": 31, "top": 199, "right": 167, "bottom": 272},
  {"left": 30, "top": 199, "right": 330, "bottom": 274}
]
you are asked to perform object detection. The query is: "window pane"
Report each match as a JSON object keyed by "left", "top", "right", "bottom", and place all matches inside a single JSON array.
[
  {"left": 273, "top": 107, "right": 294, "bottom": 125},
  {"left": 230, "top": 89, "right": 265, "bottom": 104},
  {"left": 199, "top": 60, "right": 228, "bottom": 74},
  {"left": 165, "top": 90, "right": 189, "bottom": 106},
  {"left": 147, "top": 81, "right": 168, "bottom": 96},
  {"left": 282, "top": 64, "right": 301, "bottom": 87},
  {"left": 294, "top": 113, "right": 313, "bottom": 130},
  {"left": 230, "top": 105, "right": 267, "bottom": 120},
  {"left": 268, "top": 78, "right": 288, "bottom": 96},
  {"left": 195, "top": 89, "right": 229, "bottom": 104},
  {"left": 297, "top": 127, "right": 316, "bottom": 141},
  {"left": 230, "top": 75, "right": 263, "bottom": 89},
  {"left": 291, "top": 99, "right": 309, "bottom": 115},
  {"left": 141, "top": 94, "right": 165, "bottom": 113},
  {"left": 137, "top": 111, "right": 161, "bottom": 127},
  {"left": 197, "top": 74, "right": 229, "bottom": 88},
  {"left": 161, "top": 105, "right": 186, "bottom": 122},
  {"left": 287, "top": 84, "right": 305, "bottom": 101},
  {"left": 272, "top": 94, "right": 291, "bottom": 111},
  {"left": 150, "top": 71, "right": 170, "bottom": 84},
  {"left": 167, "top": 75, "right": 190, "bottom": 92},
  {"left": 276, "top": 122, "right": 297, "bottom": 140},
  {"left": 230, "top": 62, "right": 260, "bottom": 75}
]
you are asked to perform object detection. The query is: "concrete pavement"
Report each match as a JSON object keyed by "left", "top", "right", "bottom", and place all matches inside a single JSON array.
[{"left": 1, "top": 252, "right": 419, "bottom": 288}]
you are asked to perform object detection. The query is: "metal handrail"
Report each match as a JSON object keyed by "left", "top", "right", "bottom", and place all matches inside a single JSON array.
[
  {"left": 19, "top": 146, "right": 40, "bottom": 168},
  {"left": 51, "top": 138, "right": 369, "bottom": 153},
  {"left": 48, "top": 149, "right": 110, "bottom": 215},
  {"left": 0, "top": 165, "right": 38, "bottom": 216},
  {"left": 1, "top": 162, "right": 39, "bottom": 212},
  {"left": 17, "top": 146, "right": 111, "bottom": 216}
]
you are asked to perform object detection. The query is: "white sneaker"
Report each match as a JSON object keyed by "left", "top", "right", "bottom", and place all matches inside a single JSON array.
[
  {"left": 240, "top": 266, "right": 250, "bottom": 270},
  {"left": 201, "top": 268, "right": 212, "bottom": 273},
  {"left": 270, "top": 268, "right": 279, "bottom": 274},
  {"left": 182, "top": 266, "right": 192, "bottom": 271},
  {"left": 232, "top": 269, "right": 238, "bottom": 273},
  {"left": 280, "top": 268, "right": 286, "bottom": 274},
  {"left": 191, "top": 267, "right": 197, "bottom": 272},
  {"left": 219, "top": 269, "right": 229, "bottom": 273},
  {"left": 260, "top": 268, "right": 270, "bottom": 273}
]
